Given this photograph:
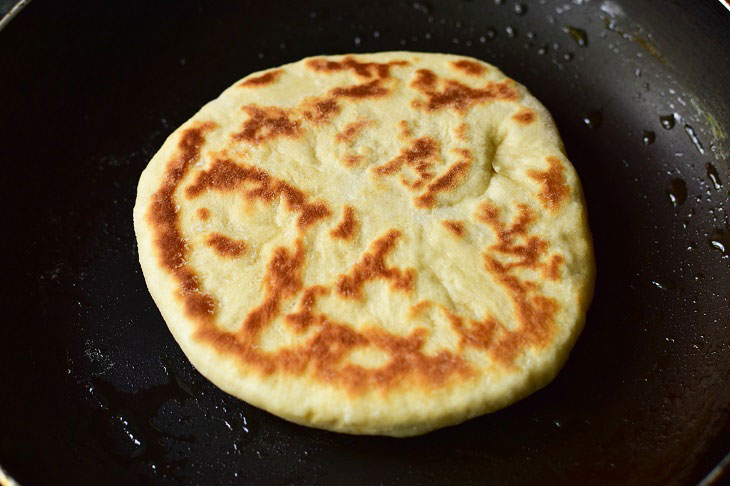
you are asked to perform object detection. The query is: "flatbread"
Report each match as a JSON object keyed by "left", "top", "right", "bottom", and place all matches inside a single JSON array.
[{"left": 133, "top": 52, "right": 594, "bottom": 436}]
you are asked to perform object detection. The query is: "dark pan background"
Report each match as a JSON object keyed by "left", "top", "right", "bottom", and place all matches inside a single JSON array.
[{"left": 0, "top": 1, "right": 728, "bottom": 484}]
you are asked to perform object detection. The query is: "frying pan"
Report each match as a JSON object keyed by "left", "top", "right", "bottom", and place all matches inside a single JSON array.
[{"left": 0, "top": 0, "right": 728, "bottom": 484}]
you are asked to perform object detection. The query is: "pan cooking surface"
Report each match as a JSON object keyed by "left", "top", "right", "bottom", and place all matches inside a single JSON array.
[{"left": 0, "top": 0, "right": 728, "bottom": 484}]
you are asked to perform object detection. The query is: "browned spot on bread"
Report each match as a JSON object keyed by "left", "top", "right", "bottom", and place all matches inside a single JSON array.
[
  {"left": 361, "top": 328, "right": 471, "bottom": 387},
  {"left": 342, "top": 154, "right": 363, "bottom": 167},
  {"left": 373, "top": 137, "right": 439, "bottom": 189},
  {"left": 330, "top": 206, "right": 358, "bottom": 240},
  {"left": 450, "top": 59, "right": 487, "bottom": 76},
  {"left": 411, "top": 68, "right": 437, "bottom": 90},
  {"left": 197, "top": 207, "right": 210, "bottom": 220},
  {"left": 543, "top": 254, "right": 564, "bottom": 281},
  {"left": 296, "top": 321, "right": 369, "bottom": 378},
  {"left": 301, "top": 97, "right": 341, "bottom": 125},
  {"left": 278, "top": 184, "right": 331, "bottom": 229},
  {"left": 477, "top": 203, "right": 547, "bottom": 271},
  {"left": 415, "top": 161, "right": 470, "bottom": 208},
  {"left": 186, "top": 159, "right": 270, "bottom": 198},
  {"left": 312, "top": 61, "right": 407, "bottom": 104},
  {"left": 409, "top": 300, "right": 433, "bottom": 318},
  {"left": 336, "top": 230, "right": 415, "bottom": 300},
  {"left": 146, "top": 122, "right": 218, "bottom": 319},
  {"left": 398, "top": 120, "right": 412, "bottom": 138},
  {"left": 306, "top": 56, "right": 408, "bottom": 79},
  {"left": 411, "top": 69, "right": 519, "bottom": 113},
  {"left": 485, "top": 263, "right": 558, "bottom": 364},
  {"left": 528, "top": 156, "right": 570, "bottom": 211},
  {"left": 240, "top": 240, "right": 306, "bottom": 341},
  {"left": 239, "top": 69, "right": 283, "bottom": 87},
  {"left": 442, "top": 220, "right": 465, "bottom": 237},
  {"left": 415, "top": 149, "right": 472, "bottom": 208},
  {"left": 186, "top": 159, "right": 331, "bottom": 230},
  {"left": 285, "top": 285, "right": 329, "bottom": 333},
  {"left": 512, "top": 108, "right": 536, "bottom": 125},
  {"left": 477, "top": 202, "right": 560, "bottom": 363},
  {"left": 234, "top": 105, "right": 302, "bottom": 145},
  {"left": 455, "top": 123, "right": 469, "bottom": 141},
  {"left": 279, "top": 323, "right": 470, "bottom": 392},
  {"left": 443, "top": 308, "right": 497, "bottom": 350},
  {"left": 330, "top": 80, "right": 388, "bottom": 99},
  {"left": 336, "top": 119, "right": 372, "bottom": 143},
  {"left": 206, "top": 233, "right": 247, "bottom": 257}
]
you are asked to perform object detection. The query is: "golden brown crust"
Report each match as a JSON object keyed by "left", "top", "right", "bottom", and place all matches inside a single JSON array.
[
  {"left": 239, "top": 69, "right": 283, "bottom": 87},
  {"left": 454, "top": 123, "right": 469, "bottom": 141},
  {"left": 146, "top": 123, "right": 218, "bottom": 320},
  {"left": 301, "top": 97, "right": 341, "bottom": 125},
  {"left": 476, "top": 202, "right": 562, "bottom": 363},
  {"left": 306, "top": 56, "right": 408, "bottom": 79},
  {"left": 336, "top": 119, "right": 372, "bottom": 143},
  {"left": 342, "top": 154, "right": 363, "bottom": 167},
  {"left": 234, "top": 105, "right": 302, "bottom": 145},
  {"left": 512, "top": 107, "right": 536, "bottom": 125},
  {"left": 528, "top": 156, "right": 570, "bottom": 211},
  {"left": 415, "top": 149, "right": 472, "bottom": 208},
  {"left": 373, "top": 137, "right": 439, "bottom": 189},
  {"left": 411, "top": 69, "right": 519, "bottom": 113},
  {"left": 186, "top": 159, "right": 331, "bottom": 231},
  {"left": 206, "top": 233, "right": 247, "bottom": 257},
  {"left": 330, "top": 206, "right": 358, "bottom": 240},
  {"left": 450, "top": 59, "right": 487, "bottom": 76},
  {"left": 335, "top": 230, "right": 415, "bottom": 300},
  {"left": 197, "top": 207, "right": 210, "bottom": 220},
  {"left": 442, "top": 220, "right": 465, "bottom": 237}
]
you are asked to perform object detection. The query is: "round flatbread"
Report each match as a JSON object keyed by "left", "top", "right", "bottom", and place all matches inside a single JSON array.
[{"left": 134, "top": 52, "right": 594, "bottom": 436}]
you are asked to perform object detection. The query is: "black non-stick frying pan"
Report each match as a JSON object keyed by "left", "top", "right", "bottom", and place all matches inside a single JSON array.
[{"left": 1, "top": 0, "right": 728, "bottom": 484}]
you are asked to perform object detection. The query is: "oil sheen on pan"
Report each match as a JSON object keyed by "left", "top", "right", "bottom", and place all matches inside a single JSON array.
[{"left": 133, "top": 52, "right": 595, "bottom": 437}]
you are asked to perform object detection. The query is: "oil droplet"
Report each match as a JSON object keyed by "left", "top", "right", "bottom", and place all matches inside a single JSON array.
[
  {"left": 709, "top": 227, "right": 730, "bottom": 256},
  {"left": 514, "top": 3, "right": 527, "bottom": 15},
  {"left": 706, "top": 163, "right": 723, "bottom": 190},
  {"left": 651, "top": 278, "right": 676, "bottom": 291},
  {"left": 581, "top": 110, "right": 603, "bottom": 129},
  {"left": 660, "top": 114, "right": 676, "bottom": 130},
  {"left": 411, "top": 1, "right": 433, "bottom": 15},
  {"left": 486, "top": 28, "right": 497, "bottom": 40},
  {"left": 667, "top": 178, "right": 687, "bottom": 207},
  {"left": 684, "top": 125, "right": 705, "bottom": 154},
  {"left": 537, "top": 44, "right": 549, "bottom": 55},
  {"left": 562, "top": 26, "right": 588, "bottom": 47},
  {"left": 505, "top": 26, "right": 516, "bottom": 37},
  {"left": 106, "top": 413, "right": 146, "bottom": 458},
  {"left": 563, "top": 52, "right": 574, "bottom": 62},
  {"left": 642, "top": 130, "right": 656, "bottom": 145}
]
